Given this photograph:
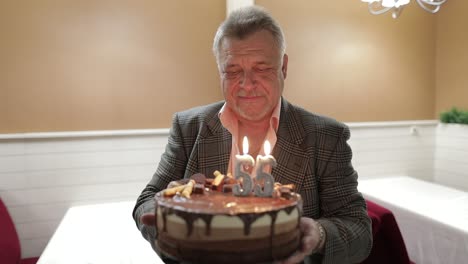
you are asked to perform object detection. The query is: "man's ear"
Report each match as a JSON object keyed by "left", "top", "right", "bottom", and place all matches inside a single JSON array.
[{"left": 282, "top": 54, "right": 288, "bottom": 79}]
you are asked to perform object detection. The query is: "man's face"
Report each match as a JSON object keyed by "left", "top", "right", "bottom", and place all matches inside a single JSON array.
[{"left": 218, "top": 30, "right": 288, "bottom": 123}]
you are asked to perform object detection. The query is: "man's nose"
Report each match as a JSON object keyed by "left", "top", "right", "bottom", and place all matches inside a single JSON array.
[{"left": 240, "top": 71, "right": 256, "bottom": 90}]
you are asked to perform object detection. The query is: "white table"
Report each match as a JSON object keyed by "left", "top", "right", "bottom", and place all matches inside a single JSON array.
[
  {"left": 37, "top": 201, "right": 163, "bottom": 264},
  {"left": 359, "top": 176, "right": 468, "bottom": 264}
]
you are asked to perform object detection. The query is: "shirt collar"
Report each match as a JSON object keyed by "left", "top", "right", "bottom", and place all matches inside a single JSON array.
[{"left": 218, "top": 99, "right": 282, "bottom": 135}]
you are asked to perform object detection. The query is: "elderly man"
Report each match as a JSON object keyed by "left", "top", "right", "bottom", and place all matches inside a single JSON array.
[{"left": 133, "top": 6, "right": 372, "bottom": 264}]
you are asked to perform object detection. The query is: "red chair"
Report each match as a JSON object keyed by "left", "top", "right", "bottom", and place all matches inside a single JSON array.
[
  {"left": 0, "top": 197, "right": 39, "bottom": 264},
  {"left": 362, "top": 200, "right": 415, "bottom": 264}
]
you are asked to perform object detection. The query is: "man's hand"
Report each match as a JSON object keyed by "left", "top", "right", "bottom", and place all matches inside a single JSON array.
[{"left": 277, "top": 217, "right": 325, "bottom": 264}]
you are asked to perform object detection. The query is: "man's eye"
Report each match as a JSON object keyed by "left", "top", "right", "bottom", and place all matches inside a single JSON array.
[
  {"left": 256, "top": 67, "right": 271, "bottom": 72},
  {"left": 225, "top": 71, "right": 240, "bottom": 78}
]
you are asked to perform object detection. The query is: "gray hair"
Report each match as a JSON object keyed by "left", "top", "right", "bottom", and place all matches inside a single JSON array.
[{"left": 212, "top": 6, "right": 286, "bottom": 65}]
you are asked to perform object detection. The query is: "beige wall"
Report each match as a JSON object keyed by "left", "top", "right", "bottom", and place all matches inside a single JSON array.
[
  {"left": 0, "top": 0, "right": 462, "bottom": 133},
  {"left": 435, "top": 1, "right": 468, "bottom": 116},
  {"left": 0, "top": 0, "right": 224, "bottom": 133},
  {"left": 259, "top": 0, "right": 436, "bottom": 122}
]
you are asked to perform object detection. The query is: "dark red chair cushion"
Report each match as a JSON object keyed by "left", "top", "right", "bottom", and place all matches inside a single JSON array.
[
  {"left": 362, "top": 200, "right": 414, "bottom": 264},
  {"left": 20, "top": 257, "right": 39, "bottom": 264},
  {"left": 0, "top": 198, "right": 22, "bottom": 264}
]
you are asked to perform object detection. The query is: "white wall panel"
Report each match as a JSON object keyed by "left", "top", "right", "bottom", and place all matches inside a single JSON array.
[
  {"left": 0, "top": 149, "right": 159, "bottom": 173},
  {"left": 17, "top": 221, "right": 59, "bottom": 240},
  {"left": 8, "top": 202, "right": 74, "bottom": 224},
  {"left": 1, "top": 181, "right": 145, "bottom": 206},
  {"left": 20, "top": 238, "right": 49, "bottom": 261},
  {"left": 434, "top": 124, "right": 468, "bottom": 191},
  {"left": 0, "top": 132, "right": 168, "bottom": 258},
  {"left": 0, "top": 141, "right": 25, "bottom": 155},
  {"left": 349, "top": 122, "right": 436, "bottom": 183},
  {"left": 0, "top": 165, "right": 156, "bottom": 190}
]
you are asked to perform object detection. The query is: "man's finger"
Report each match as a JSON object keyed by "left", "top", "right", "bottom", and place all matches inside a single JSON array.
[
  {"left": 301, "top": 235, "right": 315, "bottom": 253},
  {"left": 280, "top": 251, "right": 306, "bottom": 264}
]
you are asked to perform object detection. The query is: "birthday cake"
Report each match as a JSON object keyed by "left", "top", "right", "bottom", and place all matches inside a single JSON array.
[{"left": 154, "top": 172, "right": 303, "bottom": 264}]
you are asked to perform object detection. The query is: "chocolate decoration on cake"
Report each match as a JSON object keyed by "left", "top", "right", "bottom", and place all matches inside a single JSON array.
[{"left": 190, "top": 173, "right": 206, "bottom": 184}]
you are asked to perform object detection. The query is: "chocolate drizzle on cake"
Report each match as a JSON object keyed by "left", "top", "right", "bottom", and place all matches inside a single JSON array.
[
  {"left": 175, "top": 210, "right": 214, "bottom": 237},
  {"left": 200, "top": 214, "right": 213, "bottom": 236},
  {"left": 269, "top": 211, "right": 278, "bottom": 260},
  {"left": 238, "top": 213, "right": 266, "bottom": 235},
  {"left": 284, "top": 205, "right": 301, "bottom": 228},
  {"left": 159, "top": 200, "right": 298, "bottom": 238},
  {"left": 161, "top": 207, "right": 169, "bottom": 232}
]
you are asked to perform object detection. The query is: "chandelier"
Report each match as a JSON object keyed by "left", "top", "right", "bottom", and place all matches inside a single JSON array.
[{"left": 361, "top": 0, "right": 447, "bottom": 19}]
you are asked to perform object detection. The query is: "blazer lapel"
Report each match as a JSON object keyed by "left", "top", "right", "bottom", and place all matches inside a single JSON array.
[
  {"left": 196, "top": 109, "right": 232, "bottom": 178},
  {"left": 271, "top": 98, "right": 309, "bottom": 193}
]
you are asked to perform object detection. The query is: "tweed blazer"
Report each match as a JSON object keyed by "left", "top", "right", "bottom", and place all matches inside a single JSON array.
[{"left": 133, "top": 98, "right": 372, "bottom": 264}]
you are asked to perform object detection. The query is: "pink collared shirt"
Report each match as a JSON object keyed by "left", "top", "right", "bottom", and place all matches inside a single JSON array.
[{"left": 219, "top": 99, "right": 281, "bottom": 177}]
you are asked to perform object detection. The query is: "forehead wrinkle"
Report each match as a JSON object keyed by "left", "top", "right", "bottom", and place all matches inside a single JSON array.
[{"left": 223, "top": 50, "right": 276, "bottom": 64}]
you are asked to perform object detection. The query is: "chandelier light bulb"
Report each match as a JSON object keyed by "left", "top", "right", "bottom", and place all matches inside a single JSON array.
[
  {"left": 396, "top": 0, "right": 410, "bottom": 8},
  {"left": 361, "top": 0, "right": 447, "bottom": 18},
  {"left": 382, "top": 0, "right": 396, "bottom": 8}
]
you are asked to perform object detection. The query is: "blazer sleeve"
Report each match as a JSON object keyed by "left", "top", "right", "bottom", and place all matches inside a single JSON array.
[
  {"left": 132, "top": 112, "right": 191, "bottom": 253},
  {"left": 315, "top": 125, "right": 372, "bottom": 263}
]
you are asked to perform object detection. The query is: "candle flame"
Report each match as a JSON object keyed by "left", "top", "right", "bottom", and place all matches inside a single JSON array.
[
  {"left": 264, "top": 140, "right": 271, "bottom": 155},
  {"left": 243, "top": 136, "right": 249, "bottom": 155}
]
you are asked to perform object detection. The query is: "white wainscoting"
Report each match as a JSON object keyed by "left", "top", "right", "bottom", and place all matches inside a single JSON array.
[
  {"left": 349, "top": 121, "right": 437, "bottom": 182},
  {"left": 0, "top": 130, "right": 169, "bottom": 258},
  {"left": 0, "top": 120, "right": 445, "bottom": 258},
  {"left": 435, "top": 124, "right": 468, "bottom": 191}
]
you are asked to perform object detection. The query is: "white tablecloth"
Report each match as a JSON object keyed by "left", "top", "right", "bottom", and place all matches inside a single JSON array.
[
  {"left": 37, "top": 201, "right": 163, "bottom": 264},
  {"left": 359, "top": 176, "right": 468, "bottom": 264}
]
